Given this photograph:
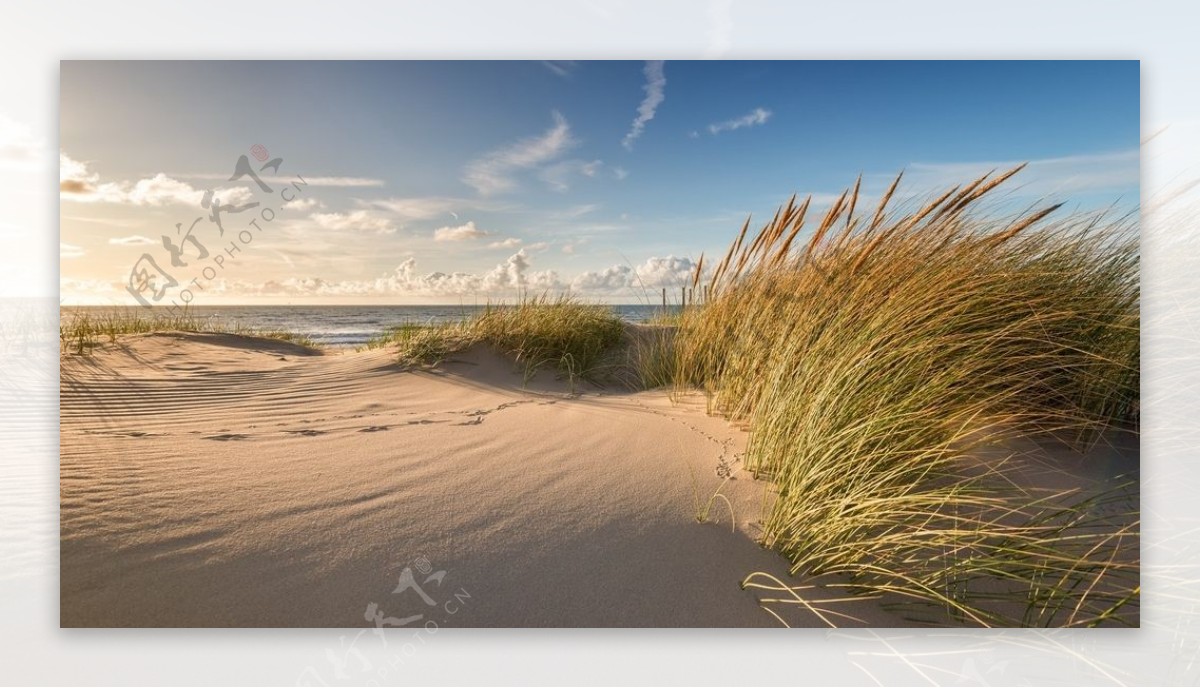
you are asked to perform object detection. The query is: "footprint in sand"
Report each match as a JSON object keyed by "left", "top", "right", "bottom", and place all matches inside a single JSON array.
[
  {"left": 284, "top": 429, "right": 327, "bottom": 437},
  {"left": 204, "top": 433, "right": 248, "bottom": 441},
  {"left": 359, "top": 425, "right": 390, "bottom": 433}
]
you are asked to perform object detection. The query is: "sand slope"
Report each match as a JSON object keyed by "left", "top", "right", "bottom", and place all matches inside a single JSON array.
[{"left": 61, "top": 333, "right": 900, "bottom": 627}]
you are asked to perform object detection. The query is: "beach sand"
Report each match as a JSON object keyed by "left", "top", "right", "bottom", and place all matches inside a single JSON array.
[{"left": 59, "top": 333, "right": 1137, "bottom": 628}]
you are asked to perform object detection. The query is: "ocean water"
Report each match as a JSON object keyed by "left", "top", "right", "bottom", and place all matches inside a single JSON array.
[{"left": 61, "top": 304, "right": 677, "bottom": 347}]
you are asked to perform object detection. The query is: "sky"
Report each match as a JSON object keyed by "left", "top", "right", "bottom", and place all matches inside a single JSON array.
[{"left": 57, "top": 60, "right": 1140, "bottom": 305}]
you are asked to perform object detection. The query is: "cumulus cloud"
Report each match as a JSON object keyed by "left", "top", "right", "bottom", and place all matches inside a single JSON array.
[
  {"left": 60, "top": 154, "right": 255, "bottom": 206},
  {"left": 488, "top": 237, "right": 522, "bottom": 249},
  {"left": 310, "top": 210, "right": 396, "bottom": 234},
  {"left": 571, "top": 264, "right": 632, "bottom": 292},
  {"left": 433, "top": 221, "right": 490, "bottom": 242},
  {"left": 707, "top": 107, "right": 772, "bottom": 135},
  {"left": 108, "top": 235, "right": 157, "bottom": 246},
  {"left": 622, "top": 61, "right": 666, "bottom": 150},
  {"left": 571, "top": 255, "right": 697, "bottom": 292},
  {"left": 463, "top": 111, "right": 576, "bottom": 195}
]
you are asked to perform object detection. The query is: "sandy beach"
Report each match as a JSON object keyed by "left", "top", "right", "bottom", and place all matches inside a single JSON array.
[
  {"left": 59, "top": 331, "right": 1138, "bottom": 628},
  {"left": 59, "top": 332, "right": 877, "bottom": 627}
]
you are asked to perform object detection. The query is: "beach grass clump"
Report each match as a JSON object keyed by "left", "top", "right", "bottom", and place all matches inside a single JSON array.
[
  {"left": 59, "top": 308, "right": 320, "bottom": 354},
  {"left": 472, "top": 296, "right": 625, "bottom": 384},
  {"left": 379, "top": 297, "right": 626, "bottom": 385},
  {"left": 675, "top": 167, "right": 1139, "bottom": 626},
  {"left": 60, "top": 309, "right": 214, "bottom": 354}
]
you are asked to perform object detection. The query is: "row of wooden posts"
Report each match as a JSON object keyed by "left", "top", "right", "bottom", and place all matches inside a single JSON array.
[{"left": 661, "top": 285, "right": 711, "bottom": 309}]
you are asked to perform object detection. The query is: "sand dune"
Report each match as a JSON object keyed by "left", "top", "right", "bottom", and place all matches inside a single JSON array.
[
  {"left": 61, "top": 333, "right": 902, "bottom": 627},
  {"left": 60, "top": 333, "right": 1137, "bottom": 627}
]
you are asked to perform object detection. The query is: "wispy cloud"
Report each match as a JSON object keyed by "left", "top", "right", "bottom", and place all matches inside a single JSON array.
[
  {"left": 362, "top": 196, "right": 506, "bottom": 221},
  {"left": 539, "top": 159, "right": 603, "bottom": 192},
  {"left": 433, "top": 221, "right": 490, "bottom": 242},
  {"left": 542, "top": 61, "right": 577, "bottom": 78},
  {"left": 707, "top": 107, "right": 772, "bottom": 135},
  {"left": 309, "top": 210, "right": 396, "bottom": 234},
  {"left": 901, "top": 149, "right": 1139, "bottom": 198},
  {"left": 107, "top": 235, "right": 157, "bottom": 246},
  {"left": 463, "top": 111, "right": 576, "bottom": 195},
  {"left": 622, "top": 61, "right": 666, "bottom": 150},
  {"left": 488, "top": 237, "right": 522, "bottom": 249},
  {"left": 175, "top": 172, "right": 384, "bottom": 188},
  {"left": 59, "top": 242, "right": 85, "bottom": 259}
]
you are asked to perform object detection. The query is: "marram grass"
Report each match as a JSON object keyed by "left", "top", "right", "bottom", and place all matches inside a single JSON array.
[
  {"left": 59, "top": 307, "right": 319, "bottom": 354},
  {"left": 379, "top": 296, "right": 626, "bottom": 386},
  {"left": 673, "top": 167, "right": 1139, "bottom": 627}
]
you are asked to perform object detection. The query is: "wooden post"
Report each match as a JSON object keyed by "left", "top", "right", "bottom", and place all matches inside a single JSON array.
[{"left": 661, "top": 288, "right": 667, "bottom": 309}]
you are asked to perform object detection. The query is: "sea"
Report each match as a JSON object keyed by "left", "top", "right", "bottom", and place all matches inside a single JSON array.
[{"left": 61, "top": 304, "right": 677, "bottom": 348}]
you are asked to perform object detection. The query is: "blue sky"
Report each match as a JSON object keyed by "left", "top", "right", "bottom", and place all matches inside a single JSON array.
[{"left": 59, "top": 60, "right": 1139, "bottom": 304}]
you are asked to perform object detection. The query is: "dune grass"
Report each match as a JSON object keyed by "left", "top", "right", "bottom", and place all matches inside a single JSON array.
[
  {"left": 59, "top": 308, "right": 319, "bottom": 354},
  {"left": 669, "top": 167, "right": 1139, "bottom": 626},
  {"left": 375, "top": 296, "right": 626, "bottom": 386}
]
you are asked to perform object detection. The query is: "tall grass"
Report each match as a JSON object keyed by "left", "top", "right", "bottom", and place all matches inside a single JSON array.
[
  {"left": 379, "top": 296, "right": 626, "bottom": 386},
  {"left": 673, "top": 167, "right": 1139, "bottom": 626}
]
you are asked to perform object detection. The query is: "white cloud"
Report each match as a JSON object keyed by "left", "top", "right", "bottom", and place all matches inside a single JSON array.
[
  {"left": 571, "top": 264, "right": 632, "bottom": 292},
  {"left": 571, "top": 255, "right": 697, "bottom": 293},
  {"left": 240, "top": 250, "right": 563, "bottom": 298},
  {"left": 433, "top": 221, "right": 490, "bottom": 242},
  {"left": 488, "top": 237, "right": 522, "bottom": 249},
  {"left": 463, "top": 111, "right": 576, "bottom": 195},
  {"left": 539, "top": 159, "right": 605, "bottom": 192},
  {"left": 297, "top": 176, "right": 384, "bottom": 188},
  {"left": 635, "top": 255, "right": 697, "bottom": 287},
  {"left": 707, "top": 107, "right": 772, "bottom": 135},
  {"left": 622, "top": 61, "right": 666, "bottom": 150},
  {"left": 108, "top": 235, "right": 157, "bottom": 246},
  {"left": 283, "top": 197, "right": 322, "bottom": 212},
  {"left": 310, "top": 210, "right": 396, "bottom": 234},
  {"left": 902, "top": 149, "right": 1139, "bottom": 198},
  {"left": 542, "top": 61, "right": 577, "bottom": 78},
  {"left": 613, "top": 167, "right": 629, "bottom": 181},
  {"left": 367, "top": 197, "right": 461, "bottom": 220},
  {"left": 59, "top": 242, "right": 85, "bottom": 259},
  {"left": 524, "top": 241, "right": 551, "bottom": 252},
  {"left": 60, "top": 154, "right": 255, "bottom": 207},
  {"left": 177, "top": 173, "right": 384, "bottom": 188}
]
